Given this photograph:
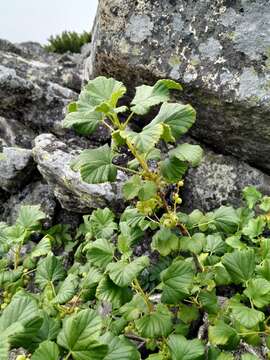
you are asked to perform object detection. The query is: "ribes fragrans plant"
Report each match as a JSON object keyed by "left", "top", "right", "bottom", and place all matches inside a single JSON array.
[
  {"left": 2, "top": 76, "right": 270, "bottom": 360},
  {"left": 64, "top": 76, "right": 203, "bottom": 233}
]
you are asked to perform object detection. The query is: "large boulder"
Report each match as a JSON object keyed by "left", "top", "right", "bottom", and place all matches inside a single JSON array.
[
  {"left": 86, "top": 0, "right": 270, "bottom": 170},
  {"left": 0, "top": 116, "right": 36, "bottom": 149},
  {"left": 0, "top": 64, "right": 77, "bottom": 134},
  {"left": 32, "top": 133, "right": 127, "bottom": 213},
  {"left": 182, "top": 148, "right": 270, "bottom": 212},
  {"left": 2, "top": 181, "right": 56, "bottom": 227},
  {"left": 0, "top": 147, "right": 35, "bottom": 193}
]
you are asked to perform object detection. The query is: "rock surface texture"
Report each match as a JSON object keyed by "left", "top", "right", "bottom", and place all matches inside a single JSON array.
[
  {"left": 32, "top": 133, "right": 127, "bottom": 213},
  {"left": 86, "top": 0, "right": 270, "bottom": 170}
]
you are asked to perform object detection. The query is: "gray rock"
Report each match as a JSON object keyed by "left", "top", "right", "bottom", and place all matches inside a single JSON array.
[
  {"left": 87, "top": 0, "right": 270, "bottom": 171},
  {"left": 0, "top": 64, "right": 77, "bottom": 134},
  {"left": 32, "top": 133, "right": 127, "bottom": 213},
  {"left": 0, "top": 116, "right": 36, "bottom": 149},
  {"left": 0, "top": 147, "right": 34, "bottom": 193},
  {"left": 8, "top": 348, "right": 29, "bottom": 360},
  {"left": 182, "top": 148, "right": 270, "bottom": 212},
  {"left": 0, "top": 39, "right": 83, "bottom": 92},
  {"left": 3, "top": 181, "right": 56, "bottom": 227}
]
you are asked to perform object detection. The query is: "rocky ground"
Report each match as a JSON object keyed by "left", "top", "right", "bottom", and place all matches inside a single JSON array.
[{"left": 1, "top": 35, "right": 270, "bottom": 228}]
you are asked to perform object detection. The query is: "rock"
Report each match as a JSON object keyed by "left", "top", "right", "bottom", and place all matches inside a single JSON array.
[
  {"left": 8, "top": 348, "right": 29, "bottom": 360},
  {"left": 182, "top": 148, "right": 270, "bottom": 212},
  {"left": 0, "top": 40, "right": 83, "bottom": 92},
  {"left": 32, "top": 133, "right": 127, "bottom": 213},
  {"left": 0, "top": 116, "right": 36, "bottom": 149},
  {"left": 0, "top": 147, "right": 35, "bottom": 193},
  {"left": 0, "top": 64, "right": 77, "bottom": 134},
  {"left": 2, "top": 181, "right": 56, "bottom": 227},
  {"left": 87, "top": 0, "right": 270, "bottom": 171}
]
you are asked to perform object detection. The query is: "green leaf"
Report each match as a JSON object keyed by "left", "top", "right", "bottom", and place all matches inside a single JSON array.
[
  {"left": 102, "top": 333, "right": 140, "bottom": 360},
  {"left": 151, "top": 228, "right": 180, "bottom": 256},
  {"left": 259, "top": 196, "right": 270, "bottom": 212},
  {"left": 96, "top": 276, "right": 132, "bottom": 308},
  {"left": 122, "top": 175, "right": 142, "bottom": 200},
  {"left": 30, "top": 235, "right": 51, "bottom": 259},
  {"left": 122, "top": 177, "right": 157, "bottom": 201},
  {"left": 0, "top": 336, "right": 9, "bottom": 360},
  {"left": 121, "top": 124, "right": 163, "bottom": 153},
  {"left": 36, "top": 254, "right": 65, "bottom": 289},
  {"left": 3, "top": 224, "right": 26, "bottom": 245},
  {"left": 0, "top": 291, "right": 42, "bottom": 348},
  {"left": 209, "top": 321, "right": 239, "bottom": 347},
  {"left": 117, "top": 221, "right": 143, "bottom": 254},
  {"left": 57, "top": 309, "right": 107, "bottom": 360},
  {"left": 88, "top": 207, "right": 118, "bottom": 239},
  {"left": 204, "top": 234, "right": 226, "bottom": 255},
  {"left": 199, "top": 290, "right": 219, "bottom": 314},
  {"left": 16, "top": 205, "right": 45, "bottom": 230},
  {"left": 31, "top": 341, "right": 60, "bottom": 360},
  {"left": 230, "top": 302, "right": 265, "bottom": 328},
  {"left": 256, "top": 259, "right": 270, "bottom": 280},
  {"left": 63, "top": 108, "right": 102, "bottom": 135},
  {"left": 168, "top": 334, "right": 205, "bottom": 360},
  {"left": 87, "top": 238, "right": 115, "bottom": 269},
  {"left": 225, "top": 235, "right": 246, "bottom": 250},
  {"left": 107, "top": 256, "right": 149, "bottom": 287},
  {"left": 71, "top": 145, "right": 117, "bottom": 184},
  {"left": 138, "top": 181, "right": 158, "bottom": 201},
  {"left": 52, "top": 274, "right": 78, "bottom": 304},
  {"left": 32, "top": 312, "right": 61, "bottom": 345},
  {"left": 222, "top": 249, "right": 255, "bottom": 284},
  {"left": 161, "top": 260, "right": 193, "bottom": 304},
  {"left": 145, "top": 355, "right": 163, "bottom": 360},
  {"left": 63, "top": 76, "right": 126, "bottom": 135},
  {"left": 161, "top": 123, "right": 176, "bottom": 143},
  {"left": 160, "top": 157, "right": 188, "bottom": 183},
  {"left": 212, "top": 206, "right": 239, "bottom": 233},
  {"left": 85, "top": 76, "right": 126, "bottom": 108},
  {"left": 131, "top": 79, "right": 181, "bottom": 115},
  {"left": 120, "top": 208, "right": 150, "bottom": 231},
  {"left": 244, "top": 278, "right": 270, "bottom": 308},
  {"left": 169, "top": 143, "right": 203, "bottom": 166},
  {"left": 217, "top": 353, "right": 234, "bottom": 360},
  {"left": 119, "top": 294, "right": 148, "bottom": 321},
  {"left": 178, "top": 303, "right": 199, "bottom": 324},
  {"left": 242, "top": 217, "right": 266, "bottom": 239},
  {"left": 243, "top": 186, "right": 262, "bottom": 209},
  {"left": 179, "top": 233, "right": 205, "bottom": 255},
  {"left": 147, "top": 102, "right": 196, "bottom": 139},
  {"left": 135, "top": 304, "right": 173, "bottom": 338},
  {"left": 241, "top": 354, "right": 260, "bottom": 360}
]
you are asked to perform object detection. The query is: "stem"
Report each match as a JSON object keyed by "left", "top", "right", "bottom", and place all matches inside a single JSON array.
[
  {"left": 116, "top": 165, "right": 140, "bottom": 175},
  {"left": 189, "top": 220, "right": 215, "bottom": 230},
  {"left": 123, "top": 111, "right": 134, "bottom": 128},
  {"left": 64, "top": 352, "right": 72, "bottom": 360},
  {"left": 180, "top": 223, "right": 204, "bottom": 272},
  {"left": 102, "top": 119, "right": 114, "bottom": 132},
  {"left": 159, "top": 192, "right": 171, "bottom": 213},
  {"left": 50, "top": 281, "right": 57, "bottom": 297},
  {"left": 14, "top": 245, "right": 21, "bottom": 269},
  {"left": 126, "top": 139, "right": 152, "bottom": 178},
  {"left": 132, "top": 278, "right": 153, "bottom": 312}
]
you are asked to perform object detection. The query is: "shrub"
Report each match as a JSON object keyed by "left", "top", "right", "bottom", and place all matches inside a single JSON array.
[
  {"left": 1, "top": 77, "right": 270, "bottom": 359},
  {"left": 44, "top": 30, "right": 91, "bottom": 54}
]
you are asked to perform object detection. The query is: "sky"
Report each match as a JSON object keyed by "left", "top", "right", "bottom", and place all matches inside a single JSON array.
[{"left": 0, "top": 0, "right": 98, "bottom": 44}]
